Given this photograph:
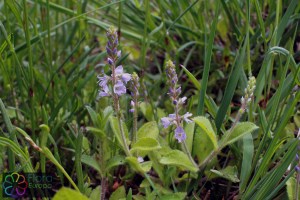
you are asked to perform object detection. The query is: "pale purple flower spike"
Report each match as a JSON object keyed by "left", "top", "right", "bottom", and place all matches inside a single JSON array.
[
  {"left": 160, "top": 60, "right": 193, "bottom": 143},
  {"left": 98, "top": 27, "right": 131, "bottom": 99}
]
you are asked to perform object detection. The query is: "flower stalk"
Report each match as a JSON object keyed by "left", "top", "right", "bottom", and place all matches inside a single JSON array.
[
  {"left": 199, "top": 76, "right": 256, "bottom": 170},
  {"left": 130, "top": 72, "right": 140, "bottom": 144},
  {"left": 161, "top": 60, "right": 197, "bottom": 168},
  {"left": 98, "top": 27, "right": 131, "bottom": 157}
]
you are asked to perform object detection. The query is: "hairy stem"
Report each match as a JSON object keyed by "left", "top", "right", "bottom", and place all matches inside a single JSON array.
[
  {"left": 117, "top": 113, "right": 131, "bottom": 157},
  {"left": 182, "top": 140, "right": 198, "bottom": 169}
]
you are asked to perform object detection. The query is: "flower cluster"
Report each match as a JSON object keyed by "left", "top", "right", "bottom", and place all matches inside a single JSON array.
[
  {"left": 98, "top": 27, "right": 131, "bottom": 98},
  {"left": 161, "top": 60, "right": 192, "bottom": 143},
  {"left": 239, "top": 76, "right": 256, "bottom": 113}
]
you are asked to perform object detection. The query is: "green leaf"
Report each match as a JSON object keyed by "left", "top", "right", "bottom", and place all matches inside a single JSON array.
[
  {"left": 197, "top": 0, "right": 220, "bottom": 115},
  {"left": 42, "top": 147, "right": 79, "bottom": 191},
  {"left": 159, "top": 150, "right": 198, "bottom": 172},
  {"left": 137, "top": 121, "right": 159, "bottom": 139},
  {"left": 286, "top": 177, "right": 299, "bottom": 200},
  {"left": 53, "top": 187, "right": 89, "bottom": 200},
  {"left": 109, "top": 186, "right": 126, "bottom": 200},
  {"left": 86, "top": 127, "right": 106, "bottom": 139},
  {"left": 184, "top": 122, "right": 195, "bottom": 152},
  {"left": 85, "top": 105, "right": 101, "bottom": 128},
  {"left": 193, "top": 116, "right": 218, "bottom": 149},
  {"left": 82, "top": 136, "right": 90, "bottom": 154},
  {"left": 215, "top": 35, "right": 248, "bottom": 132},
  {"left": 210, "top": 166, "right": 240, "bottom": 183},
  {"left": 81, "top": 155, "right": 102, "bottom": 174},
  {"left": 130, "top": 137, "right": 161, "bottom": 153},
  {"left": 160, "top": 192, "right": 187, "bottom": 200},
  {"left": 239, "top": 133, "right": 254, "bottom": 193},
  {"left": 89, "top": 186, "right": 101, "bottom": 200},
  {"left": 126, "top": 188, "right": 132, "bottom": 200},
  {"left": 139, "top": 102, "right": 154, "bottom": 121},
  {"left": 110, "top": 116, "right": 130, "bottom": 150},
  {"left": 180, "top": 64, "right": 200, "bottom": 90},
  {"left": 221, "top": 122, "right": 258, "bottom": 147},
  {"left": 126, "top": 157, "right": 152, "bottom": 173},
  {"left": 106, "top": 155, "right": 126, "bottom": 171}
]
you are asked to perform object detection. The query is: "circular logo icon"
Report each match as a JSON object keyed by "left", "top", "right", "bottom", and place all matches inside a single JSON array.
[{"left": 3, "top": 172, "right": 28, "bottom": 198}]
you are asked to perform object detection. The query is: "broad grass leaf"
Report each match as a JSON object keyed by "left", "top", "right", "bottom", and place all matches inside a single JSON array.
[
  {"left": 53, "top": 187, "right": 89, "bottom": 200},
  {"left": 159, "top": 150, "right": 198, "bottom": 172},
  {"left": 130, "top": 137, "right": 161, "bottom": 153},
  {"left": 210, "top": 166, "right": 239, "bottom": 183},
  {"left": 180, "top": 65, "right": 200, "bottom": 90},
  {"left": 137, "top": 121, "right": 159, "bottom": 139},
  {"left": 239, "top": 133, "right": 254, "bottom": 193},
  {"left": 221, "top": 122, "right": 258, "bottom": 147}
]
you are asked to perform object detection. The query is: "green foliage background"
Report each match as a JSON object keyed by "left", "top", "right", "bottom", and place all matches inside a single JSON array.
[{"left": 0, "top": 0, "right": 299, "bottom": 199}]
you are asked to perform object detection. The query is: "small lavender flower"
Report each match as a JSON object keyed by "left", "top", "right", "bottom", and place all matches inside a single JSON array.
[
  {"left": 114, "top": 80, "right": 127, "bottom": 96},
  {"left": 129, "top": 101, "right": 135, "bottom": 113},
  {"left": 175, "top": 126, "right": 187, "bottom": 143},
  {"left": 161, "top": 60, "right": 192, "bottom": 143},
  {"left": 161, "top": 114, "right": 176, "bottom": 128},
  {"left": 138, "top": 156, "right": 144, "bottom": 163},
  {"left": 98, "top": 86, "right": 110, "bottom": 97},
  {"left": 115, "top": 65, "right": 132, "bottom": 84},
  {"left": 183, "top": 112, "right": 193, "bottom": 123}
]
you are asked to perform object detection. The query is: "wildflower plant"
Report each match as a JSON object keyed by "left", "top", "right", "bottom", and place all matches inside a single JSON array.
[
  {"left": 97, "top": 27, "right": 131, "bottom": 156},
  {"left": 161, "top": 60, "right": 197, "bottom": 167},
  {"left": 1, "top": 1, "right": 299, "bottom": 199}
]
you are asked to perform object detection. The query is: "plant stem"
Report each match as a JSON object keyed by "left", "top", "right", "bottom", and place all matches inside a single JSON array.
[
  {"left": 182, "top": 140, "right": 198, "bottom": 169},
  {"left": 133, "top": 101, "right": 138, "bottom": 144},
  {"left": 296, "top": 173, "right": 299, "bottom": 200},
  {"left": 117, "top": 112, "right": 131, "bottom": 157},
  {"left": 199, "top": 149, "right": 218, "bottom": 170}
]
